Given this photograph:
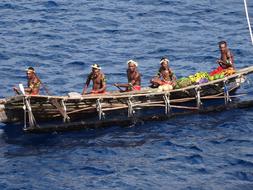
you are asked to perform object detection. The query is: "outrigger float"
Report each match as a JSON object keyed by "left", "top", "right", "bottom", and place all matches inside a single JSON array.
[{"left": 1, "top": 66, "right": 253, "bottom": 133}]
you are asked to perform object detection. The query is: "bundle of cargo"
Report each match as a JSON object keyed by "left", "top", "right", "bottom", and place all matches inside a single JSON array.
[
  {"left": 174, "top": 68, "right": 236, "bottom": 90},
  {"left": 174, "top": 77, "right": 192, "bottom": 89},
  {"left": 189, "top": 72, "right": 210, "bottom": 84}
]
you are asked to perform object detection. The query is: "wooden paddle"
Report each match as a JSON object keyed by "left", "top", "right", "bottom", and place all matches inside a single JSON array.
[
  {"left": 114, "top": 83, "right": 126, "bottom": 92},
  {"left": 18, "top": 84, "right": 37, "bottom": 128}
]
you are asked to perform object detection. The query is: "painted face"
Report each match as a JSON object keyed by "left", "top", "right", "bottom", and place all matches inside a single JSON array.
[
  {"left": 128, "top": 63, "right": 136, "bottom": 72},
  {"left": 92, "top": 68, "right": 100, "bottom": 77}
]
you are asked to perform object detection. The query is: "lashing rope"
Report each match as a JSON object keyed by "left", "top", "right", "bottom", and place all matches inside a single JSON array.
[
  {"left": 195, "top": 87, "right": 202, "bottom": 109},
  {"left": 223, "top": 80, "right": 231, "bottom": 104},
  {"left": 163, "top": 93, "right": 171, "bottom": 115},
  {"left": 96, "top": 99, "right": 105, "bottom": 120},
  {"left": 23, "top": 97, "right": 27, "bottom": 129},
  {"left": 127, "top": 98, "right": 135, "bottom": 117},
  {"left": 61, "top": 99, "right": 70, "bottom": 122}
]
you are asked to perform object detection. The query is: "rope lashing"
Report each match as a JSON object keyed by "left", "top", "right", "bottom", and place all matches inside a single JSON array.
[
  {"left": 127, "top": 97, "right": 135, "bottom": 117},
  {"left": 223, "top": 79, "right": 231, "bottom": 104},
  {"left": 23, "top": 97, "right": 27, "bottom": 129},
  {"left": 96, "top": 99, "right": 105, "bottom": 120},
  {"left": 163, "top": 93, "right": 171, "bottom": 115},
  {"left": 61, "top": 99, "right": 70, "bottom": 122},
  {"left": 195, "top": 86, "right": 202, "bottom": 109}
]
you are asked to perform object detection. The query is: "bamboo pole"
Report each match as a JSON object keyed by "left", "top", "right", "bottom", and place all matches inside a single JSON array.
[{"left": 201, "top": 93, "right": 246, "bottom": 99}]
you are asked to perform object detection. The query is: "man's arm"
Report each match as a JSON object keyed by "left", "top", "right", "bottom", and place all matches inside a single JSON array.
[
  {"left": 82, "top": 74, "right": 91, "bottom": 95},
  {"left": 24, "top": 88, "right": 32, "bottom": 94},
  {"left": 98, "top": 74, "right": 106, "bottom": 93},
  {"left": 13, "top": 87, "right": 21, "bottom": 95},
  {"left": 226, "top": 51, "right": 234, "bottom": 66},
  {"left": 114, "top": 71, "right": 132, "bottom": 89},
  {"left": 170, "top": 71, "right": 177, "bottom": 85},
  {"left": 157, "top": 70, "right": 162, "bottom": 78}
]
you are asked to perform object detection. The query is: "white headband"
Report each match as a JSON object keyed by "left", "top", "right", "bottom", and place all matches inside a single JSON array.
[
  {"left": 160, "top": 58, "right": 169, "bottom": 64},
  {"left": 127, "top": 60, "right": 138, "bottom": 67},
  {"left": 91, "top": 64, "right": 101, "bottom": 70}
]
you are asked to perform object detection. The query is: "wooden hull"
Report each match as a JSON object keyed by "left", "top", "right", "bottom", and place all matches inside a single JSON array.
[
  {"left": 1, "top": 65, "right": 253, "bottom": 132},
  {"left": 17, "top": 100, "right": 253, "bottom": 133}
]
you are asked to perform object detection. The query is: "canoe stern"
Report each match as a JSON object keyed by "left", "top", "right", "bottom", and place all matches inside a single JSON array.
[{"left": 0, "top": 102, "right": 8, "bottom": 123}]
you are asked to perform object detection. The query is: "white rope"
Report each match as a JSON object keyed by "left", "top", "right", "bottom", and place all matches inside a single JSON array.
[
  {"left": 244, "top": 0, "right": 253, "bottom": 45},
  {"left": 195, "top": 87, "right": 202, "bottom": 109},
  {"left": 23, "top": 98, "right": 27, "bottom": 129},
  {"left": 96, "top": 99, "right": 104, "bottom": 120},
  {"left": 163, "top": 93, "right": 171, "bottom": 115},
  {"left": 127, "top": 98, "right": 134, "bottom": 117},
  {"left": 223, "top": 80, "right": 231, "bottom": 104},
  {"left": 61, "top": 99, "right": 70, "bottom": 122}
]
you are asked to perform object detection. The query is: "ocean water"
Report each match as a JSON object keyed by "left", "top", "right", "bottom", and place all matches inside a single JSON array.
[{"left": 0, "top": 0, "right": 253, "bottom": 189}]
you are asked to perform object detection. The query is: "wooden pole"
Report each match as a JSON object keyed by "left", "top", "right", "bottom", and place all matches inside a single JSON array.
[{"left": 244, "top": 0, "right": 253, "bottom": 45}]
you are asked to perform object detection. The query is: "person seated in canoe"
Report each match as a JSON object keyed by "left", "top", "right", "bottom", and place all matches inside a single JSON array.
[
  {"left": 150, "top": 57, "right": 176, "bottom": 90},
  {"left": 210, "top": 41, "right": 235, "bottom": 76},
  {"left": 82, "top": 64, "right": 106, "bottom": 95},
  {"left": 114, "top": 60, "right": 141, "bottom": 92},
  {"left": 13, "top": 67, "right": 41, "bottom": 95}
]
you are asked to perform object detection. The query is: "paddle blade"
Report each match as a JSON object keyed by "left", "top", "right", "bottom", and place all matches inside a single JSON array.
[{"left": 19, "top": 83, "right": 25, "bottom": 95}]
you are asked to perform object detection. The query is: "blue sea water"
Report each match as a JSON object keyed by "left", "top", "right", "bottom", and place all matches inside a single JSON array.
[{"left": 1, "top": 0, "right": 253, "bottom": 189}]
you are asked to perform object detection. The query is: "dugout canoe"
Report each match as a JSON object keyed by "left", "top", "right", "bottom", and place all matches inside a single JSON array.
[{"left": 1, "top": 65, "right": 253, "bottom": 133}]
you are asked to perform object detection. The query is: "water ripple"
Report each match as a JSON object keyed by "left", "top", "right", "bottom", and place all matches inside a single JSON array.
[{"left": 1, "top": 0, "right": 253, "bottom": 189}]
